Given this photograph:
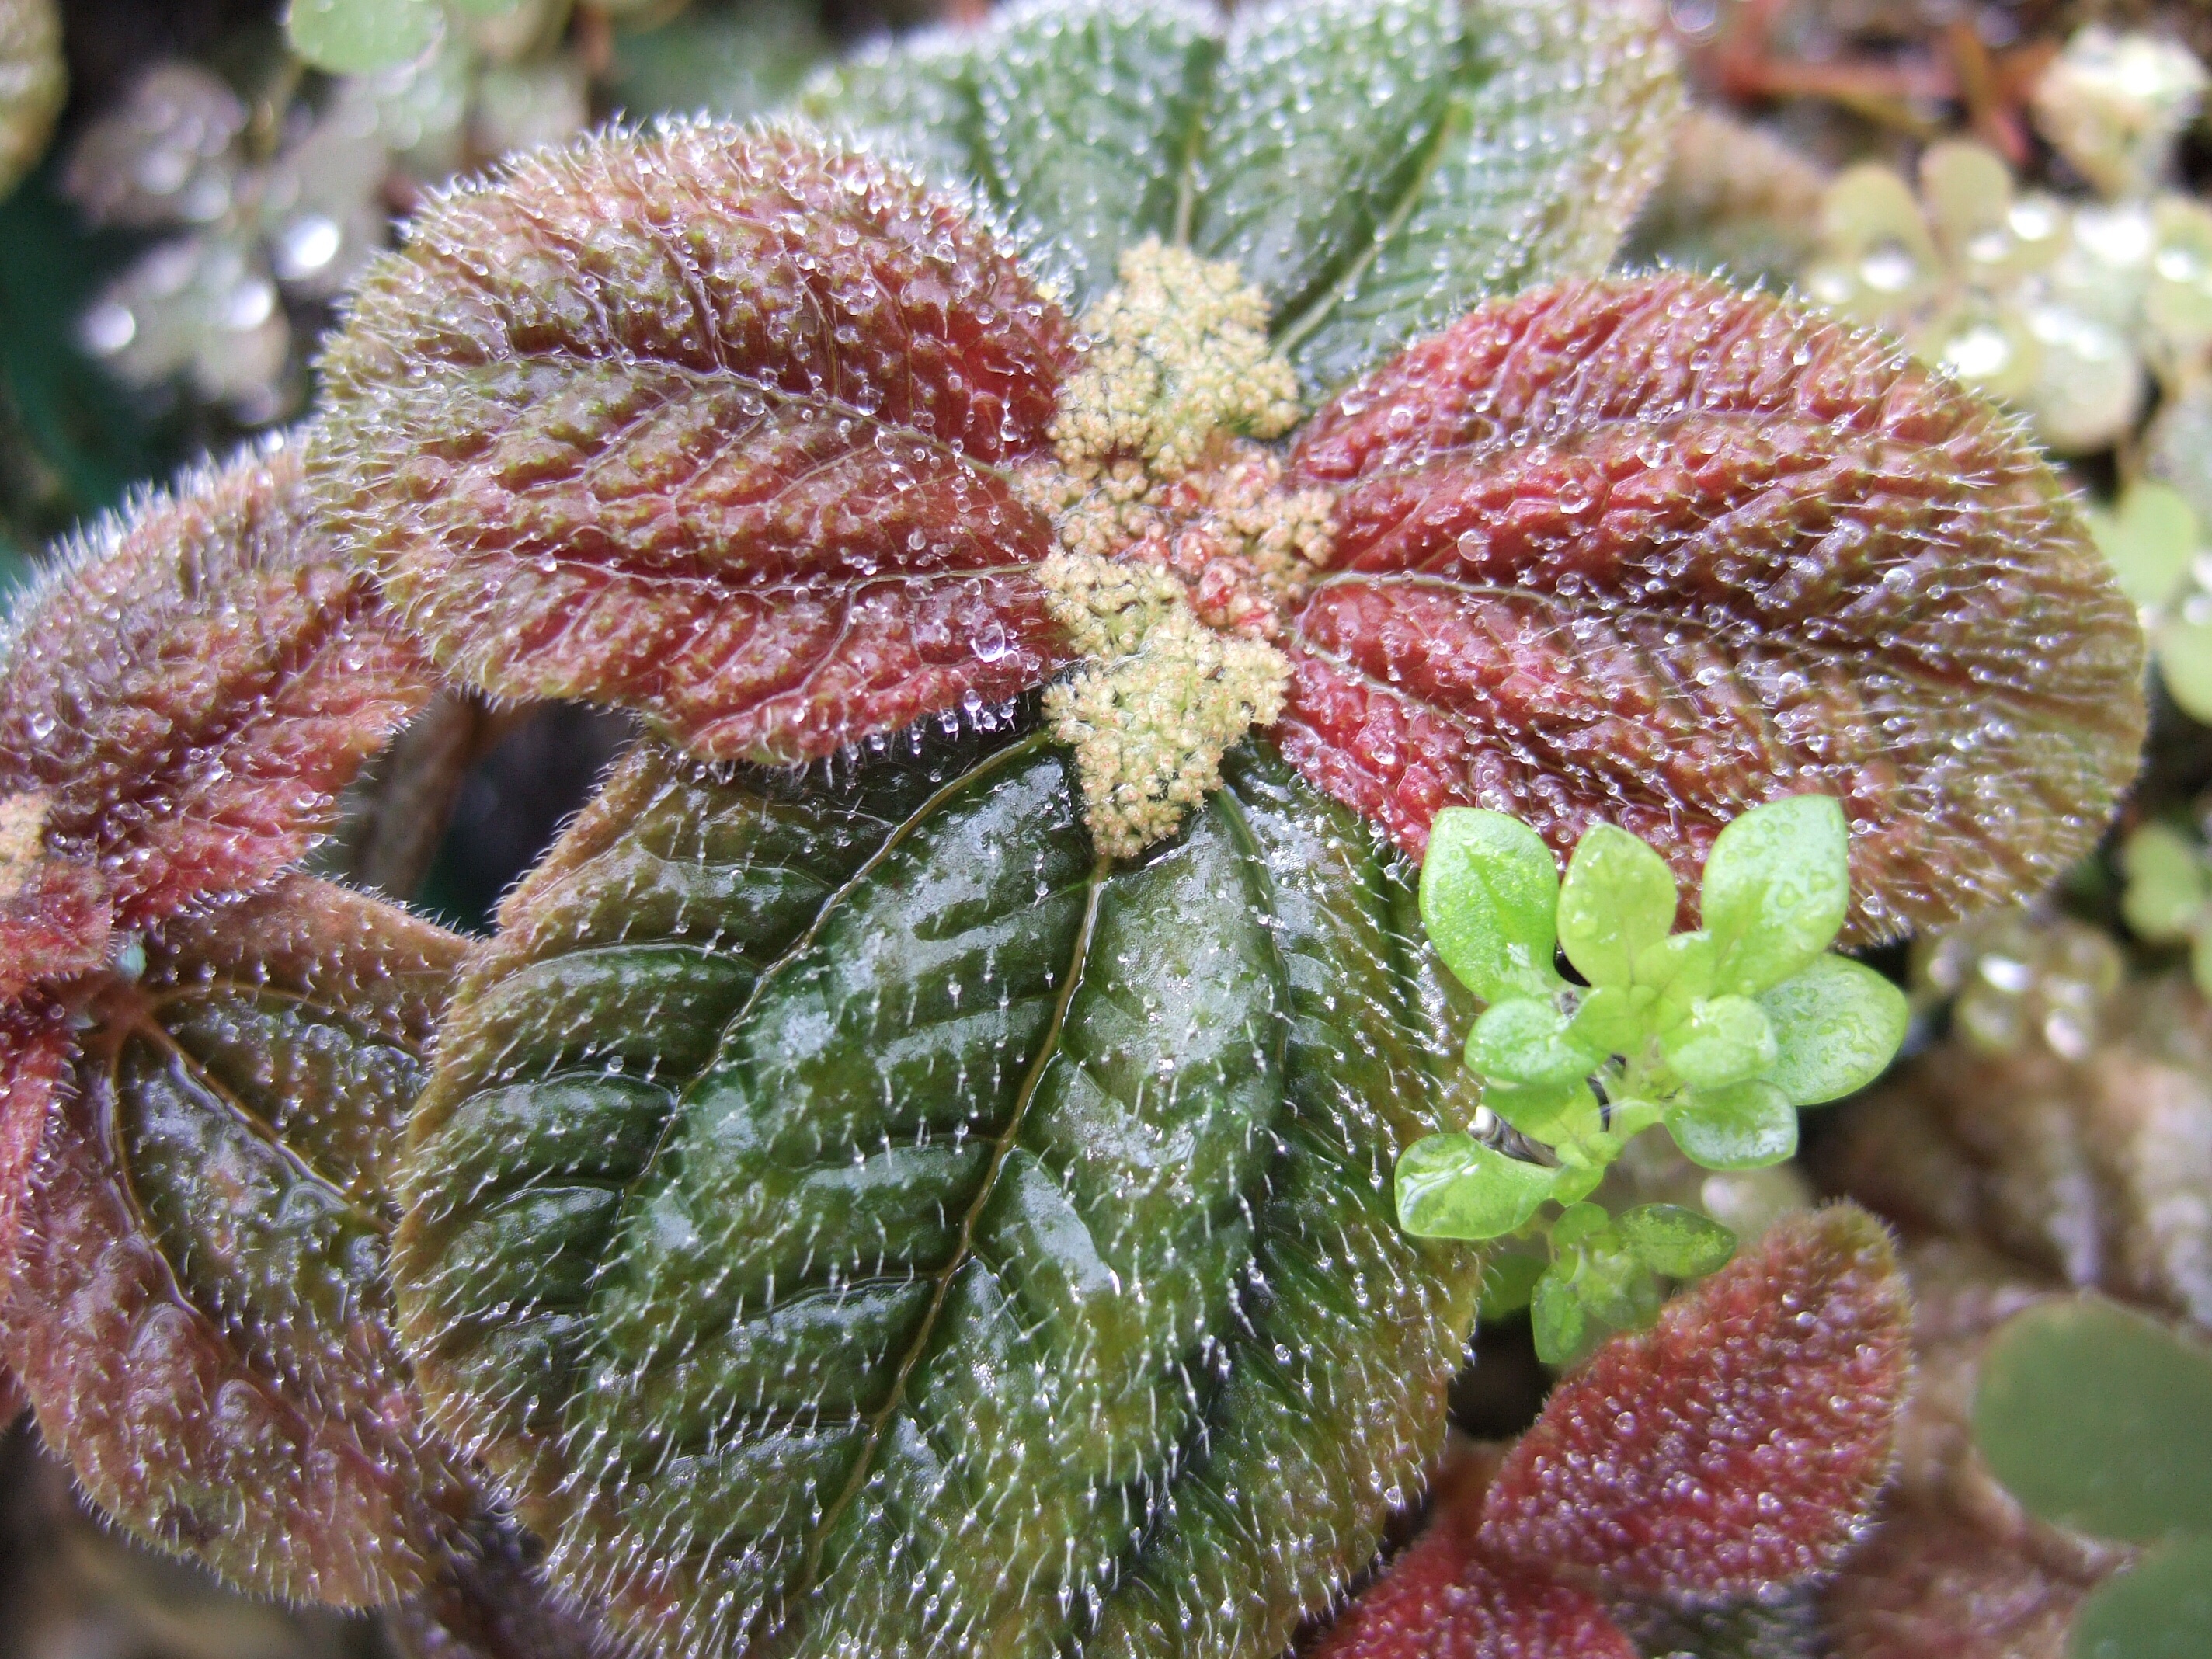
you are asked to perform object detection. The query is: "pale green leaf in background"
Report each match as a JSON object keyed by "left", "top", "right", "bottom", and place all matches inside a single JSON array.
[{"left": 287, "top": 0, "right": 443, "bottom": 74}]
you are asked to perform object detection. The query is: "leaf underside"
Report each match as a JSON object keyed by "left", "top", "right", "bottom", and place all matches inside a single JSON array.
[
  {"left": 309, "top": 127, "right": 1076, "bottom": 765},
  {"left": 394, "top": 725, "right": 1483, "bottom": 1659},
  {"left": 0, "top": 878, "right": 479, "bottom": 1608},
  {"left": 0, "top": 447, "right": 432, "bottom": 973},
  {"left": 800, "top": 0, "right": 1679, "bottom": 392},
  {"left": 1280, "top": 273, "right": 2148, "bottom": 944}
]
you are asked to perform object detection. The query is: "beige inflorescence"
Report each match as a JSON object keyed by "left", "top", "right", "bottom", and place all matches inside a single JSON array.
[
  {"left": 1028, "top": 241, "right": 1337, "bottom": 860},
  {"left": 0, "top": 791, "right": 49, "bottom": 900}
]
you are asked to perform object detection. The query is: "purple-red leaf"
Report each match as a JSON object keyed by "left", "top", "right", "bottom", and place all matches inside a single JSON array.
[
  {"left": 0, "top": 877, "right": 475, "bottom": 1607},
  {"left": 1478, "top": 1203, "right": 1912, "bottom": 1602},
  {"left": 311, "top": 123, "right": 1078, "bottom": 764},
  {"left": 1308, "top": 1450, "right": 1639, "bottom": 1659},
  {"left": 1278, "top": 273, "right": 2144, "bottom": 944},
  {"left": 0, "top": 447, "right": 432, "bottom": 961},
  {"left": 0, "top": 993, "right": 71, "bottom": 1286}
]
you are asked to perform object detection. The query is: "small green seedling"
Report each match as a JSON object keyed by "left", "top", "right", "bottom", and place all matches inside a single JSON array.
[
  {"left": 1396, "top": 797, "right": 1909, "bottom": 1362},
  {"left": 1976, "top": 1298, "right": 2212, "bottom": 1659}
]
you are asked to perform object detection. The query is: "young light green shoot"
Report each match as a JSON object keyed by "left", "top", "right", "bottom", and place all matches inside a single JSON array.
[{"left": 1398, "top": 796, "right": 1909, "bottom": 1362}]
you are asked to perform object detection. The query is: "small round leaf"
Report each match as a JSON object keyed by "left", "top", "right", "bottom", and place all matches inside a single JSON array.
[
  {"left": 2120, "top": 823, "right": 2208, "bottom": 943},
  {"left": 1756, "top": 954, "right": 1908, "bottom": 1106},
  {"left": 1531, "top": 1267, "right": 1588, "bottom": 1365},
  {"left": 1396, "top": 1134, "right": 1560, "bottom": 1241},
  {"left": 2068, "top": 1536, "right": 2212, "bottom": 1659},
  {"left": 1665, "top": 1080, "right": 1799, "bottom": 1171},
  {"left": 1975, "top": 1298, "right": 2212, "bottom": 1542},
  {"left": 1483, "top": 1078, "right": 1602, "bottom": 1147},
  {"left": 1701, "top": 796, "right": 1850, "bottom": 996},
  {"left": 1558, "top": 823, "right": 1678, "bottom": 988},
  {"left": 1466, "top": 996, "right": 1602, "bottom": 1088},
  {"left": 1418, "top": 808, "right": 1561, "bottom": 1003},
  {"left": 287, "top": 0, "right": 443, "bottom": 73},
  {"left": 1660, "top": 994, "right": 1777, "bottom": 1091},
  {"left": 1615, "top": 1204, "right": 1737, "bottom": 1279}
]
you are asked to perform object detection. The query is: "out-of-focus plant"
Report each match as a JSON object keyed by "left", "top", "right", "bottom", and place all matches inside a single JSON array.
[
  {"left": 1976, "top": 1298, "right": 2212, "bottom": 1658},
  {"left": 0, "top": 0, "right": 62, "bottom": 203},
  {"left": 1394, "top": 798, "right": 1908, "bottom": 1360},
  {"left": 1912, "top": 903, "right": 2123, "bottom": 1059},
  {"left": 2120, "top": 815, "right": 2212, "bottom": 993},
  {"left": 2089, "top": 478, "right": 2212, "bottom": 723},
  {"left": 1802, "top": 27, "right": 2211, "bottom": 455}
]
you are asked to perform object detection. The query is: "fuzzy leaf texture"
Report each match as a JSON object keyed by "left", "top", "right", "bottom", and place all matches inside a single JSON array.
[
  {"left": 1280, "top": 274, "right": 2147, "bottom": 943},
  {"left": 309, "top": 127, "right": 1076, "bottom": 765},
  {"left": 391, "top": 725, "right": 1485, "bottom": 1659},
  {"left": 0, "top": 878, "right": 481, "bottom": 1605},
  {"left": 802, "top": 0, "right": 1681, "bottom": 391},
  {"left": 1311, "top": 1205, "right": 1911, "bottom": 1659},
  {"left": 0, "top": 447, "right": 432, "bottom": 1000}
]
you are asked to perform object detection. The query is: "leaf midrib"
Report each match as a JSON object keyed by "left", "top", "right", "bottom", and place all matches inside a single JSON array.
[{"left": 781, "top": 848, "right": 1113, "bottom": 1628}]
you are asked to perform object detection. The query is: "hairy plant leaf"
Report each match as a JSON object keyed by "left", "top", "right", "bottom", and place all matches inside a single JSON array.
[
  {"left": 1307, "top": 1456, "right": 1638, "bottom": 1659},
  {"left": 0, "top": 991, "right": 68, "bottom": 1278},
  {"left": 392, "top": 725, "right": 1483, "bottom": 1659},
  {"left": 0, "top": 448, "right": 433, "bottom": 983},
  {"left": 1281, "top": 273, "right": 2147, "bottom": 945},
  {"left": 310, "top": 126, "right": 1076, "bottom": 765},
  {"left": 1478, "top": 1204, "right": 1911, "bottom": 1601},
  {"left": 800, "top": 0, "right": 1675, "bottom": 388},
  {"left": 0, "top": 877, "right": 484, "bottom": 1607}
]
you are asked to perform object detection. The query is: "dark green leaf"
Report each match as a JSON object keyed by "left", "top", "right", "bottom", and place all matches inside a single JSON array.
[
  {"left": 1976, "top": 1299, "right": 2212, "bottom": 1542},
  {"left": 395, "top": 733, "right": 1484, "bottom": 1659},
  {"left": 1418, "top": 806, "right": 1560, "bottom": 1002},
  {"left": 1756, "top": 954, "right": 1907, "bottom": 1106},
  {"left": 1478, "top": 1250, "right": 1547, "bottom": 1319},
  {"left": 2069, "top": 1536, "right": 2212, "bottom": 1659}
]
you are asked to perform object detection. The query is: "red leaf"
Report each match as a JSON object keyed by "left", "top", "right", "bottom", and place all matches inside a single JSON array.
[
  {"left": 0, "top": 878, "right": 475, "bottom": 1606},
  {"left": 0, "top": 995, "right": 72, "bottom": 1289},
  {"left": 311, "top": 125, "right": 1078, "bottom": 764},
  {"left": 1279, "top": 273, "right": 2144, "bottom": 944},
  {"left": 0, "top": 447, "right": 432, "bottom": 940},
  {"left": 1478, "top": 1204, "right": 1913, "bottom": 1602},
  {"left": 1309, "top": 1450, "right": 1639, "bottom": 1659}
]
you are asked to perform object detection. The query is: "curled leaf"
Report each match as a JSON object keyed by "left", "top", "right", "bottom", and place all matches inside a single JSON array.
[
  {"left": 1478, "top": 1203, "right": 1911, "bottom": 1601},
  {"left": 311, "top": 124, "right": 1078, "bottom": 764},
  {"left": 0, "top": 878, "right": 478, "bottom": 1606},
  {"left": 1278, "top": 273, "right": 2146, "bottom": 944},
  {"left": 0, "top": 447, "right": 433, "bottom": 966}
]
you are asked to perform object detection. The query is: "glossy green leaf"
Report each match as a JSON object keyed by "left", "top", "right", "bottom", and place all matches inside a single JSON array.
[
  {"left": 1396, "top": 1133, "right": 1560, "bottom": 1241},
  {"left": 1188, "top": 0, "right": 1462, "bottom": 320},
  {"left": 287, "top": 0, "right": 443, "bottom": 74},
  {"left": 394, "top": 732, "right": 1483, "bottom": 1659},
  {"left": 1635, "top": 930, "right": 1718, "bottom": 1019},
  {"left": 1466, "top": 996, "right": 1600, "bottom": 1087},
  {"left": 1277, "top": 0, "right": 1680, "bottom": 391},
  {"left": 2158, "top": 612, "right": 2212, "bottom": 726},
  {"left": 1756, "top": 955, "right": 1908, "bottom": 1107},
  {"left": 1659, "top": 994, "right": 1776, "bottom": 1091},
  {"left": 1613, "top": 1204, "right": 1736, "bottom": 1279},
  {"left": 1665, "top": 1079, "right": 1798, "bottom": 1171},
  {"left": 974, "top": 0, "right": 1219, "bottom": 305},
  {"left": 1975, "top": 1298, "right": 2212, "bottom": 1542},
  {"left": 1418, "top": 806, "right": 1560, "bottom": 1002},
  {"left": 2121, "top": 823, "right": 2208, "bottom": 943},
  {"left": 798, "top": 0, "right": 1678, "bottom": 385},
  {"left": 2069, "top": 1536, "right": 2212, "bottom": 1659},
  {"left": 1565, "top": 984, "right": 1643, "bottom": 1055},
  {"left": 1701, "top": 796, "right": 1850, "bottom": 996},
  {"left": 1556, "top": 823, "right": 1678, "bottom": 989}
]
